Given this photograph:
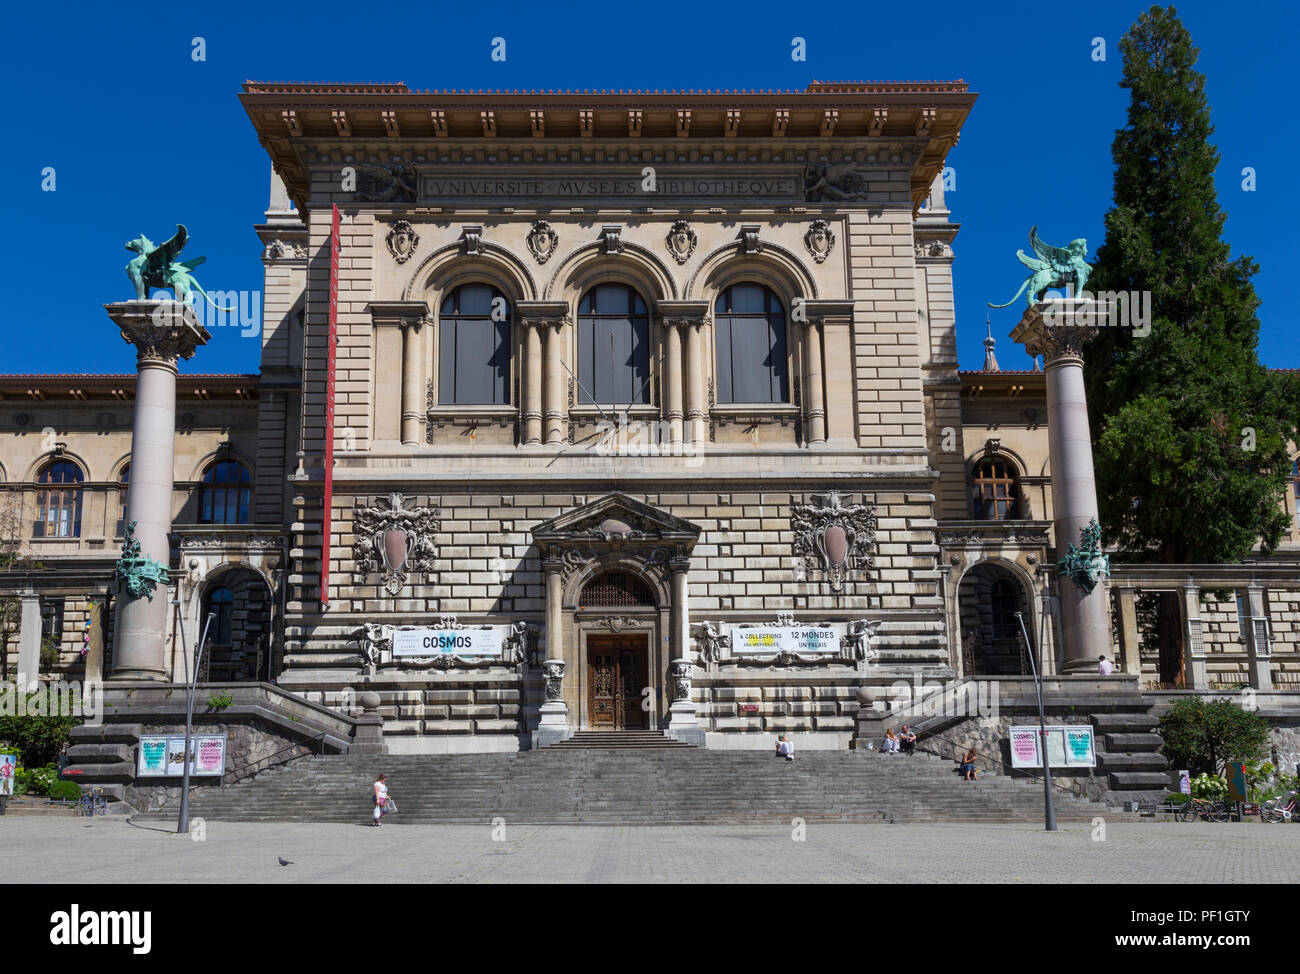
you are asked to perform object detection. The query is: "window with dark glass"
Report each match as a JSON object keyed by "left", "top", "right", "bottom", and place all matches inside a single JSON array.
[
  {"left": 200, "top": 460, "right": 250, "bottom": 525},
  {"left": 206, "top": 586, "right": 234, "bottom": 646},
  {"left": 41, "top": 598, "right": 65, "bottom": 645},
  {"left": 990, "top": 579, "right": 1019, "bottom": 637},
  {"left": 971, "top": 459, "right": 1019, "bottom": 520},
  {"left": 438, "top": 284, "right": 511, "bottom": 405},
  {"left": 713, "top": 283, "right": 788, "bottom": 404},
  {"left": 115, "top": 464, "right": 130, "bottom": 537},
  {"left": 34, "top": 460, "right": 83, "bottom": 538},
  {"left": 577, "top": 284, "right": 650, "bottom": 404},
  {"left": 1293, "top": 457, "right": 1299, "bottom": 527}
]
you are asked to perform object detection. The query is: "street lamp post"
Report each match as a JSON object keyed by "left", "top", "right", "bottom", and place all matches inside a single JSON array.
[
  {"left": 1015, "top": 611, "right": 1057, "bottom": 832},
  {"left": 177, "top": 610, "right": 215, "bottom": 836}
]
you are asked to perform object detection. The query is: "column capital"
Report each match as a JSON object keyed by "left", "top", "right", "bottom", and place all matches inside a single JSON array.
[
  {"left": 106, "top": 300, "right": 210, "bottom": 369},
  {"left": 797, "top": 298, "right": 854, "bottom": 324},
  {"left": 366, "top": 300, "right": 429, "bottom": 330},
  {"left": 656, "top": 300, "right": 710, "bottom": 330},
  {"left": 1010, "top": 300, "right": 1109, "bottom": 364},
  {"left": 517, "top": 300, "right": 570, "bottom": 330}
]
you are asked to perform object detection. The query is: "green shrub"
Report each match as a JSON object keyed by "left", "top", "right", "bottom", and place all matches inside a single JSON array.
[
  {"left": 1159, "top": 696, "right": 1269, "bottom": 775},
  {"left": 19, "top": 763, "right": 59, "bottom": 796},
  {"left": 206, "top": 692, "right": 234, "bottom": 710},
  {"left": 47, "top": 780, "right": 81, "bottom": 801},
  {"left": 0, "top": 715, "right": 78, "bottom": 766}
]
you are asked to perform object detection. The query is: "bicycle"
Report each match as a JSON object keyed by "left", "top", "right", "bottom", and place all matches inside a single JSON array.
[
  {"left": 1174, "top": 796, "right": 1230, "bottom": 823},
  {"left": 1261, "top": 791, "right": 1297, "bottom": 824},
  {"left": 78, "top": 789, "right": 108, "bottom": 817}
]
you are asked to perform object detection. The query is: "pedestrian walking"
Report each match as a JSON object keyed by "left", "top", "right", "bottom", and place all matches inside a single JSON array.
[{"left": 372, "top": 772, "right": 396, "bottom": 826}]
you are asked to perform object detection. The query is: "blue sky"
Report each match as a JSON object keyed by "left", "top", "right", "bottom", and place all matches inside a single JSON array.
[{"left": 1, "top": 0, "right": 1293, "bottom": 375}]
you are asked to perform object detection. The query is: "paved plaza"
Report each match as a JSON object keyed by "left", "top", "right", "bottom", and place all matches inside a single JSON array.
[{"left": 3, "top": 818, "right": 1298, "bottom": 883}]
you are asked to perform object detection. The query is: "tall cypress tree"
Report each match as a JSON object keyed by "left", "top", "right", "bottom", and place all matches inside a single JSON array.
[{"left": 1085, "top": 6, "right": 1300, "bottom": 681}]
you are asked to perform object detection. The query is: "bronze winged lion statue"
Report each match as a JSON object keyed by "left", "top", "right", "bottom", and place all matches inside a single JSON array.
[
  {"left": 125, "top": 224, "right": 234, "bottom": 311},
  {"left": 988, "top": 226, "right": 1092, "bottom": 309}
]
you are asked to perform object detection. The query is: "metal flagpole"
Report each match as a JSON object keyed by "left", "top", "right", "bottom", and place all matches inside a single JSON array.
[{"left": 1015, "top": 610, "right": 1057, "bottom": 831}]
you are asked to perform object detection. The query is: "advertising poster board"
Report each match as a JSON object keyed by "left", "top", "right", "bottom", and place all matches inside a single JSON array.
[
  {"left": 0, "top": 753, "right": 15, "bottom": 796},
  {"left": 730, "top": 626, "right": 839, "bottom": 656},
  {"left": 1008, "top": 725, "right": 1096, "bottom": 769},
  {"left": 138, "top": 734, "right": 227, "bottom": 777},
  {"left": 391, "top": 628, "right": 503, "bottom": 657}
]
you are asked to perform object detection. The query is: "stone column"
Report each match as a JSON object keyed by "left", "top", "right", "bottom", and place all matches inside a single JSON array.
[
  {"left": 400, "top": 318, "right": 424, "bottom": 446},
  {"left": 662, "top": 321, "right": 684, "bottom": 446},
  {"left": 684, "top": 322, "right": 705, "bottom": 446},
  {"left": 83, "top": 597, "right": 106, "bottom": 686},
  {"left": 1116, "top": 586, "right": 1141, "bottom": 676},
  {"left": 523, "top": 320, "right": 544, "bottom": 444},
  {"left": 17, "top": 591, "right": 41, "bottom": 688},
  {"left": 803, "top": 318, "right": 826, "bottom": 445},
  {"left": 518, "top": 302, "right": 570, "bottom": 446},
  {"left": 1244, "top": 585, "right": 1273, "bottom": 691},
  {"left": 536, "top": 555, "right": 571, "bottom": 746},
  {"left": 1180, "top": 584, "right": 1208, "bottom": 691},
  {"left": 1011, "top": 301, "right": 1108, "bottom": 673},
  {"left": 545, "top": 323, "right": 565, "bottom": 444},
  {"left": 366, "top": 302, "right": 430, "bottom": 448},
  {"left": 106, "top": 300, "right": 209, "bottom": 681},
  {"left": 666, "top": 556, "right": 705, "bottom": 745}
]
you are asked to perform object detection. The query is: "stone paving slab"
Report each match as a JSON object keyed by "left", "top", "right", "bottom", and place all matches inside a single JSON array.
[{"left": 2, "top": 819, "right": 1299, "bottom": 883}]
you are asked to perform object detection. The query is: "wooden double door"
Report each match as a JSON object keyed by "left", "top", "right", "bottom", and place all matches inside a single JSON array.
[{"left": 586, "top": 635, "right": 649, "bottom": 730}]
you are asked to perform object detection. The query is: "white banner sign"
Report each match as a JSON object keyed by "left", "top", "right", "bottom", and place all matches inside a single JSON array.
[
  {"left": 391, "top": 627, "right": 503, "bottom": 658},
  {"left": 1008, "top": 725, "right": 1096, "bottom": 769},
  {"left": 730, "top": 626, "right": 839, "bottom": 656}
]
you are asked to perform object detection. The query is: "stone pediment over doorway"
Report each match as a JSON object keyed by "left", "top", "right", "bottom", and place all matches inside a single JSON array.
[{"left": 532, "top": 493, "right": 700, "bottom": 552}]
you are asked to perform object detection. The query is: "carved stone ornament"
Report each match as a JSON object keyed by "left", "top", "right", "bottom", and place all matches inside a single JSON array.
[
  {"left": 385, "top": 220, "right": 420, "bottom": 264},
  {"left": 527, "top": 220, "right": 559, "bottom": 264},
  {"left": 357, "top": 622, "right": 392, "bottom": 667},
  {"left": 670, "top": 658, "right": 694, "bottom": 701},
  {"left": 264, "top": 238, "right": 308, "bottom": 260},
  {"left": 542, "top": 659, "right": 566, "bottom": 700},
  {"left": 841, "top": 619, "right": 882, "bottom": 661},
  {"left": 691, "top": 620, "right": 729, "bottom": 664},
  {"left": 665, "top": 220, "right": 697, "bottom": 265},
  {"left": 352, "top": 493, "right": 441, "bottom": 595},
  {"left": 505, "top": 621, "right": 540, "bottom": 666},
  {"left": 791, "top": 491, "right": 877, "bottom": 592},
  {"left": 356, "top": 160, "right": 417, "bottom": 203},
  {"left": 1056, "top": 517, "right": 1110, "bottom": 594},
  {"left": 803, "top": 220, "right": 835, "bottom": 264},
  {"left": 803, "top": 162, "right": 872, "bottom": 202},
  {"left": 599, "top": 225, "right": 624, "bottom": 255},
  {"left": 914, "top": 238, "right": 952, "bottom": 259}
]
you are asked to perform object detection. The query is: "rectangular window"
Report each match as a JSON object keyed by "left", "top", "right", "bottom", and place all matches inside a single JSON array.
[
  {"left": 715, "top": 315, "right": 788, "bottom": 403},
  {"left": 439, "top": 318, "right": 510, "bottom": 405},
  {"left": 577, "top": 316, "right": 649, "bottom": 404},
  {"left": 41, "top": 599, "right": 65, "bottom": 645}
]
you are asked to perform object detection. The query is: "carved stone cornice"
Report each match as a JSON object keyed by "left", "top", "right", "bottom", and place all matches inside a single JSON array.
[
  {"left": 656, "top": 300, "right": 711, "bottom": 331},
  {"left": 516, "top": 300, "right": 570, "bottom": 330},
  {"left": 106, "top": 301, "right": 211, "bottom": 370},
  {"left": 367, "top": 300, "right": 429, "bottom": 330}
]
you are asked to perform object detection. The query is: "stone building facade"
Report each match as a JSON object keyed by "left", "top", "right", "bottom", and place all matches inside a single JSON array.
[{"left": 4, "top": 81, "right": 1299, "bottom": 755}]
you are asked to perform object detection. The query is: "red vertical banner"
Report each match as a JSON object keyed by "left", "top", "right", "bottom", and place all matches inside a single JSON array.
[{"left": 321, "top": 204, "right": 341, "bottom": 607}]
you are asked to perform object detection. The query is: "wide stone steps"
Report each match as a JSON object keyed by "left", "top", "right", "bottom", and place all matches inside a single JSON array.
[{"left": 152, "top": 748, "right": 1133, "bottom": 825}]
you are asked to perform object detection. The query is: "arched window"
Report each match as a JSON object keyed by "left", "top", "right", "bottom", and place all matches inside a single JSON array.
[
  {"left": 971, "top": 458, "right": 1020, "bottom": 520},
  {"left": 714, "top": 283, "right": 788, "bottom": 403},
  {"left": 205, "top": 585, "right": 234, "bottom": 646},
  {"left": 115, "top": 464, "right": 130, "bottom": 537},
  {"left": 35, "top": 460, "right": 83, "bottom": 538},
  {"left": 577, "top": 284, "right": 650, "bottom": 404},
  {"left": 579, "top": 571, "right": 655, "bottom": 608},
  {"left": 438, "top": 284, "right": 511, "bottom": 405},
  {"left": 990, "top": 579, "right": 1020, "bottom": 638},
  {"left": 200, "top": 460, "right": 250, "bottom": 524}
]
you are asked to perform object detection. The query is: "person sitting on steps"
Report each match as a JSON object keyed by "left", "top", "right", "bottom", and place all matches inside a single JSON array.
[
  {"left": 959, "top": 748, "right": 978, "bottom": 781},
  {"left": 882, "top": 728, "right": 900, "bottom": 754},
  {"left": 898, "top": 724, "right": 917, "bottom": 756},
  {"left": 775, "top": 733, "right": 795, "bottom": 761}
]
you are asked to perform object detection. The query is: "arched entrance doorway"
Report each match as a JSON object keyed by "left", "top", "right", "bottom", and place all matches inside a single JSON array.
[
  {"left": 579, "top": 571, "right": 655, "bottom": 730},
  {"left": 200, "top": 567, "right": 273, "bottom": 681},
  {"left": 958, "top": 563, "right": 1033, "bottom": 676}
]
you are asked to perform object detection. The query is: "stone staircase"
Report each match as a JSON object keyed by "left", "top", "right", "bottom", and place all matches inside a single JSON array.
[
  {"left": 156, "top": 747, "right": 1138, "bottom": 825},
  {"left": 548, "top": 730, "right": 696, "bottom": 749}
]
